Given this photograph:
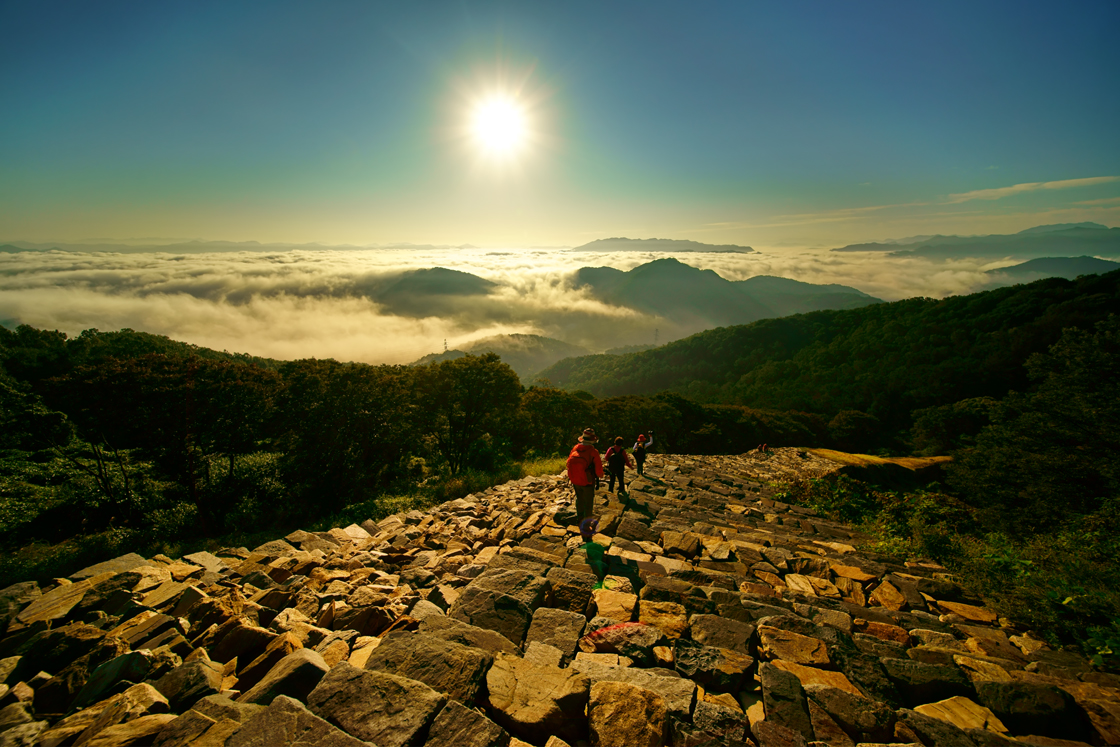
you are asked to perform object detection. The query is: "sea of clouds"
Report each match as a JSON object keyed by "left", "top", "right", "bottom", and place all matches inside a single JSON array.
[{"left": 0, "top": 245, "right": 1004, "bottom": 364}]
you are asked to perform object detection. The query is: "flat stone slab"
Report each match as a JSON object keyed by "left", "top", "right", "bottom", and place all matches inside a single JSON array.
[
  {"left": 308, "top": 662, "right": 447, "bottom": 747},
  {"left": 69, "top": 554, "right": 150, "bottom": 581},
  {"left": 226, "top": 695, "right": 370, "bottom": 747}
]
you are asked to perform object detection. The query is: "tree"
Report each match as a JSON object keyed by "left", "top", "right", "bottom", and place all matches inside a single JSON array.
[
  {"left": 519, "top": 387, "right": 593, "bottom": 456},
  {"left": 277, "top": 359, "right": 418, "bottom": 510},
  {"left": 950, "top": 315, "right": 1120, "bottom": 534},
  {"left": 416, "top": 354, "right": 522, "bottom": 474}
]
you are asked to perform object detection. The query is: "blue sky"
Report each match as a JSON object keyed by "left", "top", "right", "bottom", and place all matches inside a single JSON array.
[{"left": 2, "top": 0, "right": 1118, "bottom": 247}]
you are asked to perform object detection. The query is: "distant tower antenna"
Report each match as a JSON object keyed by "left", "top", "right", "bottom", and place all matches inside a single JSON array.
[
  {"left": 654, "top": 328, "right": 659, "bottom": 345},
  {"left": 444, "top": 339, "right": 448, "bottom": 353}
]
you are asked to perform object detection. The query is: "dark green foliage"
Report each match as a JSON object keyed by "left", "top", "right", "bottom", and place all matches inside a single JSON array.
[
  {"left": 277, "top": 359, "right": 417, "bottom": 509},
  {"left": 415, "top": 353, "right": 522, "bottom": 474},
  {"left": 949, "top": 315, "right": 1120, "bottom": 534},
  {"left": 828, "top": 410, "right": 882, "bottom": 453},
  {"left": 540, "top": 270, "right": 1120, "bottom": 436},
  {"left": 910, "top": 397, "right": 998, "bottom": 455}
]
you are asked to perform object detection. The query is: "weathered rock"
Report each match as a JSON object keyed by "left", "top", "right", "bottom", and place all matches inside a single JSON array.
[
  {"left": 688, "top": 613, "right": 754, "bottom": 655},
  {"left": 896, "top": 707, "right": 981, "bottom": 747},
  {"left": 420, "top": 614, "right": 520, "bottom": 655},
  {"left": 546, "top": 567, "right": 597, "bottom": 615},
  {"left": 226, "top": 694, "right": 369, "bottom": 747},
  {"left": 760, "top": 661, "right": 813, "bottom": 742},
  {"left": 72, "top": 650, "right": 155, "bottom": 709},
  {"left": 236, "top": 649, "right": 329, "bottom": 706},
  {"left": 674, "top": 639, "right": 755, "bottom": 693},
  {"left": 803, "top": 683, "right": 895, "bottom": 742},
  {"left": 449, "top": 586, "right": 535, "bottom": 646},
  {"left": 364, "top": 630, "right": 491, "bottom": 705},
  {"left": 210, "top": 621, "right": 277, "bottom": 665},
  {"left": 524, "top": 607, "right": 586, "bottom": 663},
  {"left": 570, "top": 661, "right": 696, "bottom": 721},
  {"left": 486, "top": 653, "right": 590, "bottom": 745},
  {"left": 752, "top": 719, "right": 809, "bottom": 747},
  {"left": 0, "top": 583, "right": 41, "bottom": 631},
  {"left": 0, "top": 703, "right": 33, "bottom": 731},
  {"left": 0, "top": 720, "right": 49, "bottom": 747},
  {"left": 881, "top": 658, "right": 974, "bottom": 706},
  {"left": 235, "top": 631, "right": 302, "bottom": 693},
  {"left": 77, "top": 713, "right": 176, "bottom": 746},
  {"left": 590, "top": 589, "right": 637, "bottom": 622},
  {"left": 638, "top": 601, "right": 689, "bottom": 641},
  {"left": 807, "top": 699, "right": 855, "bottom": 747},
  {"left": 70, "top": 554, "right": 150, "bottom": 581},
  {"left": 693, "top": 699, "right": 747, "bottom": 744},
  {"left": 758, "top": 625, "right": 830, "bottom": 666},
  {"left": 974, "top": 680, "right": 1093, "bottom": 741},
  {"left": 152, "top": 652, "right": 225, "bottom": 712},
  {"left": 423, "top": 699, "right": 510, "bottom": 747},
  {"left": 579, "top": 622, "right": 666, "bottom": 666},
  {"left": 308, "top": 662, "right": 447, "bottom": 747},
  {"left": 588, "top": 680, "right": 666, "bottom": 747},
  {"left": 914, "top": 695, "right": 1008, "bottom": 733}
]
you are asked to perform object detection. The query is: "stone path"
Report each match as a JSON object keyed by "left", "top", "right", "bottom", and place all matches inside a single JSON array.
[{"left": 0, "top": 448, "right": 1117, "bottom": 746}]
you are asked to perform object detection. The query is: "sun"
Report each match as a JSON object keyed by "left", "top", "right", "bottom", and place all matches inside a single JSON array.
[{"left": 471, "top": 96, "right": 527, "bottom": 157}]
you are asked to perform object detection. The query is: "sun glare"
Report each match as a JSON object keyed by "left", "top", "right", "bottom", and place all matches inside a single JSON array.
[{"left": 471, "top": 96, "right": 526, "bottom": 156}]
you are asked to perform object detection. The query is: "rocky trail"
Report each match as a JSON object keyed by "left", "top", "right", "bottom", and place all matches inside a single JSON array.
[{"left": 0, "top": 448, "right": 1117, "bottom": 747}]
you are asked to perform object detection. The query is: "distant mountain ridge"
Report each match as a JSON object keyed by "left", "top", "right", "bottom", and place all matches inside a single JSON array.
[
  {"left": 410, "top": 333, "right": 591, "bottom": 381},
  {"left": 572, "top": 237, "right": 753, "bottom": 253},
  {"left": 573, "top": 258, "right": 881, "bottom": 335},
  {"left": 986, "top": 256, "right": 1120, "bottom": 284},
  {"left": 832, "top": 223, "right": 1120, "bottom": 260}
]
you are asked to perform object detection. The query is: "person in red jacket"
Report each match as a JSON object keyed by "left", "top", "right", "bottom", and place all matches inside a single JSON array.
[{"left": 567, "top": 428, "right": 604, "bottom": 520}]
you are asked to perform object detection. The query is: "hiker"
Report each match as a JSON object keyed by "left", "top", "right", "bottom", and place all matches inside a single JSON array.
[
  {"left": 566, "top": 428, "right": 604, "bottom": 520},
  {"left": 632, "top": 432, "right": 653, "bottom": 476},
  {"left": 603, "top": 436, "right": 635, "bottom": 495}
]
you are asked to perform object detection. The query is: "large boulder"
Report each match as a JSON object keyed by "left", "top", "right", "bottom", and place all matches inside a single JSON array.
[
  {"left": 153, "top": 653, "right": 225, "bottom": 712},
  {"left": 236, "top": 649, "right": 329, "bottom": 706},
  {"left": 308, "top": 662, "right": 447, "bottom": 747},
  {"left": 588, "top": 681, "right": 667, "bottom": 747},
  {"left": 578, "top": 623, "right": 665, "bottom": 666},
  {"left": 759, "top": 661, "right": 813, "bottom": 742},
  {"left": 524, "top": 608, "right": 587, "bottom": 664},
  {"left": 486, "top": 653, "right": 590, "bottom": 745},
  {"left": 225, "top": 695, "right": 369, "bottom": 747},
  {"left": 880, "top": 658, "right": 974, "bottom": 706},
  {"left": 422, "top": 699, "right": 510, "bottom": 747},
  {"left": 803, "top": 683, "right": 895, "bottom": 742},
  {"left": 974, "top": 680, "right": 1093, "bottom": 741},
  {"left": 688, "top": 614, "right": 754, "bottom": 655},
  {"left": 673, "top": 639, "right": 755, "bottom": 693},
  {"left": 420, "top": 616, "right": 520, "bottom": 656},
  {"left": 570, "top": 661, "right": 696, "bottom": 722},
  {"left": 363, "top": 630, "right": 492, "bottom": 705}
]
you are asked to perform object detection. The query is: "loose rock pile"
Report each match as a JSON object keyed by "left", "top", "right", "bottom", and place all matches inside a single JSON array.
[{"left": 1, "top": 448, "right": 1118, "bottom": 746}]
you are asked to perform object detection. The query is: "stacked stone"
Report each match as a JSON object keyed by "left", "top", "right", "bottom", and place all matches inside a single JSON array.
[{"left": 0, "top": 455, "right": 1117, "bottom": 747}]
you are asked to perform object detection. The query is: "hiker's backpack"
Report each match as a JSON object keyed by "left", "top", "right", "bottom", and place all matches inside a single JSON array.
[
  {"left": 567, "top": 446, "right": 596, "bottom": 485},
  {"left": 606, "top": 446, "right": 626, "bottom": 471}
]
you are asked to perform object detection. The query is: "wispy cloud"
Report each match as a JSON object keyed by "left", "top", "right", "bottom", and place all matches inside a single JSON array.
[{"left": 946, "top": 176, "right": 1120, "bottom": 204}]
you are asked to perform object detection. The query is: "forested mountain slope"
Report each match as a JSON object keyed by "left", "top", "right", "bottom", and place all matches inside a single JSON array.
[{"left": 539, "top": 270, "right": 1120, "bottom": 430}]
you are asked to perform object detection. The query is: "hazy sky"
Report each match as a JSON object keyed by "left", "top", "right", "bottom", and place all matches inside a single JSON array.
[{"left": 3, "top": 1, "right": 1118, "bottom": 248}]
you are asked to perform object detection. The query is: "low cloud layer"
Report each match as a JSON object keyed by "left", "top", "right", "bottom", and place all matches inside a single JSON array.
[{"left": 0, "top": 246, "right": 1029, "bottom": 364}]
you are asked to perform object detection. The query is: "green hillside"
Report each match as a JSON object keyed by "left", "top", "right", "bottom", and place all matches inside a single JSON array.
[{"left": 539, "top": 269, "right": 1120, "bottom": 431}]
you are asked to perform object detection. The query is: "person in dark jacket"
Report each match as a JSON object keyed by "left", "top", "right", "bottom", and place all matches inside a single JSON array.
[
  {"left": 603, "top": 436, "right": 635, "bottom": 495},
  {"left": 632, "top": 432, "right": 653, "bottom": 476},
  {"left": 567, "top": 428, "right": 604, "bottom": 520}
]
